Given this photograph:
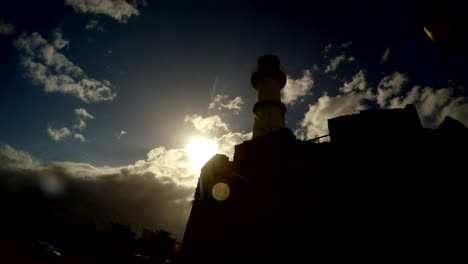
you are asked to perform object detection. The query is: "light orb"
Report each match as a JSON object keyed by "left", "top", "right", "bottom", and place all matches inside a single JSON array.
[{"left": 212, "top": 182, "right": 230, "bottom": 201}]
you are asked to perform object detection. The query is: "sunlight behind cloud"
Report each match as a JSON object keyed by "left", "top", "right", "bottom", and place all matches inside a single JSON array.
[{"left": 185, "top": 137, "right": 217, "bottom": 171}]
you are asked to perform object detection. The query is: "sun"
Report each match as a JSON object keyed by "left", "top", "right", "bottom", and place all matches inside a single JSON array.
[{"left": 185, "top": 137, "right": 217, "bottom": 171}]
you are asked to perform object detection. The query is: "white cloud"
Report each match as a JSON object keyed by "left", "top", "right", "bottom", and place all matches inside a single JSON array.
[
  {"left": 73, "top": 133, "right": 86, "bottom": 142},
  {"left": 281, "top": 68, "right": 315, "bottom": 105},
  {"left": 340, "top": 69, "right": 368, "bottom": 93},
  {"left": 298, "top": 65, "right": 467, "bottom": 137},
  {"left": 117, "top": 130, "right": 128, "bottom": 139},
  {"left": 14, "top": 32, "right": 116, "bottom": 103},
  {"left": 129, "top": 146, "right": 195, "bottom": 187},
  {"left": 298, "top": 68, "right": 375, "bottom": 139},
  {"left": 85, "top": 19, "right": 104, "bottom": 31},
  {"left": 73, "top": 108, "right": 94, "bottom": 131},
  {"left": 214, "top": 132, "right": 252, "bottom": 160},
  {"left": 341, "top": 41, "right": 352, "bottom": 48},
  {"left": 418, "top": 88, "right": 454, "bottom": 119},
  {"left": 377, "top": 72, "right": 409, "bottom": 107},
  {"left": 439, "top": 97, "right": 468, "bottom": 126},
  {"left": 52, "top": 29, "right": 69, "bottom": 49},
  {"left": 47, "top": 161, "right": 119, "bottom": 177},
  {"left": 299, "top": 91, "right": 373, "bottom": 139},
  {"left": 73, "top": 119, "right": 87, "bottom": 130},
  {"left": 323, "top": 43, "right": 333, "bottom": 55},
  {"left": 324, "top": 54, "right": 355, "bottom": 74},
  {"left": 127, "top": 131, "right": 250, "bottom": 189},
  {"left": 0, "top": 19, "right": 14, "bottom": 35},
  {"left": 209, "top": 94, "right": 244, "bottom": 114},
  {"left": 74, "top": 107, "right": 94, "bottom": 120},
  {"left": 64, "top": 0, "right": 140, "bottom": 23},
  {"left": 47, "top": 127, "right": 72, "bottom": 141},
  {"left": 0, "top": 144, "right": 39, "bottom": 171},
  {"left": 184, "top": 114, "right": 229, "bottom": 134},
  {"left": 380, "top": 47, "right": 391, "bottom": 64},
  {"left": 388, "top": 86, "right": 420, "bottom": 109},
  {"left": 49, "top": 109, "right": 93, "bottom": 142},
  {"left": 388, "top": 86, "right": 457, "bottom": 126},
  {"left": 299, "top": 59, "right": 468, "bottom": 138}
]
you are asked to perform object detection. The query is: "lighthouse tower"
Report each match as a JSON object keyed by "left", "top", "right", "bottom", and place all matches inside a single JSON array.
[{"left": 251, "top": 54, "right": 287, "bottom": 138}]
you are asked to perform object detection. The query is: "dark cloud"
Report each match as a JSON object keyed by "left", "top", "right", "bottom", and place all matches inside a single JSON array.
[
  {"left": 0, "top": 145, "right": 193, "bottom": 241},
  {"left": 85, "top": 19, "right": 104, "bottom": 31},
  {"left": 0, "top": 19, "right": 14, "bottom": 35}
]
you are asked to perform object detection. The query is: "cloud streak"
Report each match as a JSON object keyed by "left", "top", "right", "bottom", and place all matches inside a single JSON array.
[
  {"left": 341, "top": 41, "right": 352, "bottom": 48},
  {"left": 340, "top": 69, "right": 368, "bottom": 94},
  {"left": 85, "top": 19, "right": 104, "bottom": 31},
  {"left": 47, "top": 108, "right": 94, "bottom": 142},
  {"left": 73, "top": 108, "right": 94, "bottom": 131},
  {"left": 14, "top": 32, "right": 116, "bottom": 103},
  {"left": 117, "top": 130, "right": 128, "bottom": 139},
  {"left": 75, "top": 107, "right": 94, "bottom": 120},
  {"left": 47, "top": 126, "right": 86, "bottom": 142},
  {"left": 64, "top": 0, "right": 141, "bottom": 23},
  {"left": 73, "top": 120, "right": 87, "bottom": 130},
  {"left": 324, "top": 54, "right": 355, "bottom": 73},
  {"left": 47, "top": 127, "right": 72, "bottom": 141},
  {"left": 52, "top": 29, "right": 69, "bottom": 49},
  {"left": 209, "top": 94, "right": 244, "bottom": 114},
  {"left": 380, "top": 47, "right": 391, "bottom": 64},
  {"left": 73, "top": 133, "right": 86, "bottom": 142}
]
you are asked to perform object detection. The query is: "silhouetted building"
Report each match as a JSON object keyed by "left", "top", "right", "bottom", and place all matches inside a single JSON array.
[
  {"left": 328, "top": 104, "right": 423, "bottom": 144},
  {"left": 181, "top": 55, "right": 467, "bottom": 263}
]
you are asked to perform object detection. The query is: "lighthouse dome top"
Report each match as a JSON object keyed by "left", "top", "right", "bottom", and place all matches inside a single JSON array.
[
  {"left": 251, "top": 54, "right": 287, "bottom": 88},
  {"left": 257, "top": 54, "right": 281, "bottom": 68}
]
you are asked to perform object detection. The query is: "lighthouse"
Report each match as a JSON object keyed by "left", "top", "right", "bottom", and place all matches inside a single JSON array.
[{"left": 251, "top": 54, "right": 287, "bottom": 138}]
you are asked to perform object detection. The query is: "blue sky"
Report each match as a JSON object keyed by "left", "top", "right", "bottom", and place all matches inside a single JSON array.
[{"left": 1, "top": 0, "right": 467, "bottom": 239}]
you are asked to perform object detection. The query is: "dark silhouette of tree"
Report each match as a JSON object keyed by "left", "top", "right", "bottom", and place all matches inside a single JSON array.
[
  {"left": 103, "top": 222, "right": 136, "bottom": 255},
  {"left": 0, "top": 214, "right": 181, "bottom": 263},
  {"left": 138, "top": 228, "right": 177, "bottom": 262}
]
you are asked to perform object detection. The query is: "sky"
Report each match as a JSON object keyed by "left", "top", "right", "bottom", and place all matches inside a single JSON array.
[{"left": 1, "top": 0, "right": 467, "bottom": 241}]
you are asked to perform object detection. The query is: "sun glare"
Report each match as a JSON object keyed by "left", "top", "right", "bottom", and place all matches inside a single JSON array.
[{"left": 185, "top": 137, "right": 217, "bottom": 171}]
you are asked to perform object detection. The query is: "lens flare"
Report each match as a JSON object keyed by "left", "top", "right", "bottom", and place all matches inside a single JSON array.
[
  {"left": 423, "top": 26, "right": 435, "bottom": 42},
  {"left": 185, "top": 137, "right": 217, "bottom": 171},
  {"left": 212, "top": 182, "right": 230, "bottom": 201}
]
